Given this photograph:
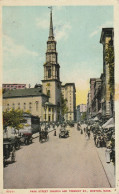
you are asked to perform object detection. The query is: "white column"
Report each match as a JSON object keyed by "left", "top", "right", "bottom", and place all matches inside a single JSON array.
[{"left": 54, "top": 108, "right": 57, "bottom": 121}]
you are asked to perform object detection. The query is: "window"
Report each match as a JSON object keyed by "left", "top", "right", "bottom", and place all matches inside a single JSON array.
[
  {"left": 36, "top": 101, "right": 38, "bottom": 111},
  {"left": 7, "top": 104, "right": 9, "bottom": 110},
  {"left": 49, "top": 108, "right": 51, "bottom": 112},
  {"left": 24, "top": 103, "right": 26, "bottom": 110},
  {"left": 48, "top": 68, "right": 51, "bottom": 78},
  {"left": 29, "top": 102, "right": 32, "bottom": 111},
  {"left": 56, "top": 69, "right": 59, "bottom": 78},
  {"left": 57, "top": 102, "right": 60, "bottom": 106},
  {"left": 18, "top": 103, "right": 20, "bottom": 109},
  {"left": 47, "top": 90, "right": 50, "bottom": 97},
  {"left": 13, "top": 103, "right": 15, "bottom": 110}
]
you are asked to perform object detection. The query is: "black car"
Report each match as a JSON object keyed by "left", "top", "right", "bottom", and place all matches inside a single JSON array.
[
  {"left": 3, "top": 139, "right": 16, "bottom": 167},
  {"left": 59, "top": 129, "right": 69, "bottom": 138}
]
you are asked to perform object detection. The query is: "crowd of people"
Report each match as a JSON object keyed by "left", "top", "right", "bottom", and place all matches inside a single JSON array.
[{"left": 77, "top": 121, "right": 115, "bottom": 165}]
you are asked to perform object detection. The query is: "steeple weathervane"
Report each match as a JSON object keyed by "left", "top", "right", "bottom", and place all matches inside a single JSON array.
[{"left": 48, "top": 6, "right": 54, "bottom": 38}]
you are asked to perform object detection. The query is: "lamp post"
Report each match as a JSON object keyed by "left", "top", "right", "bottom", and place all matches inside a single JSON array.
[{"left": 44, "top": 104, "right": 47, "bottom": 131}]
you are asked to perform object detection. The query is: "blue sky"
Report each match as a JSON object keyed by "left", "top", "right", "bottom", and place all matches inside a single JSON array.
[{"left": 2, "top": 6, "right": 113, "bottom": 104}]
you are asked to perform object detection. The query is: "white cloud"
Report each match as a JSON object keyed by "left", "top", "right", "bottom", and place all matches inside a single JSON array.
[
  {"left": 36, "top": 17, "right": 49, "bottom": 29},
  {"left": 36, "top": 12, "right": 71, "bottom": 41},
  {"left": 3, "top": 34, "right": 38, "bottom": 57},
  {"left": 90, "top": 21, "right": 113, "bottom": 38},
  {"left": 54, "top": 22, "right": 71, "bottom": 41}
]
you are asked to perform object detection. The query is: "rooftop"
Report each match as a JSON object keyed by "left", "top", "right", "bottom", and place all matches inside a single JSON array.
[{"left": 3, "top": 88, "right": 48, "bottom": 98}]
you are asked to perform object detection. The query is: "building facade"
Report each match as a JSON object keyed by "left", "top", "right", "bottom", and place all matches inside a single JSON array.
[
  {"left": 87, "top": 91, "right": 91, "bottom": 119},
  {"left": 92, "top": 78, "right": 102, "bottom": 115},
  {"left": 76, "top": 104, "right": 87, "bottom": 122},
  {"left": 3, "top": 88, "right": 49, "bottom": 121},
  {"left": 61, "top": 83, "right": 76, "bottom": 121},
  {"left": 100, "top": 28, "right": 114, "bottom": 120},
  {"left": 90, "top": 78, "right": 96, "bottom": 116},
  {"left": 3, "top": 84, "right": 28, "bottom": 90},
  {"left": 87, "top": 28, "right": 114, "bottom": 121}
]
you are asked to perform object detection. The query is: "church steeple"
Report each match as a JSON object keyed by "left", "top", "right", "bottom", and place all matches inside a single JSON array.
[
  {"left": 42, "top": 7, "right": 61, "bottom": 116},
  {"left": 49, "top": 9, "right": 54, "bottom": 38},
  {"left": 43, "top": 7, "right": 60, "bottom": 81}
]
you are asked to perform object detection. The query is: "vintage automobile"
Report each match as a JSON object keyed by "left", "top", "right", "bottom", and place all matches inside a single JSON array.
[
  {"left": 39, "top": 130, "right": 49, "bottom": 143},
  {"left": 3, "top": 140, "right": 16, "bottom": 167},
  {"left": 67, "top": 121, "right": 74, "bottom": 127},
  {"left": 20, "top": 131, "right": 32, "bottom": 145},
  {"left": 59, "top": 129, "right": 69, "bottom": 138},
  {"left": 10, "top": 136, "right": 21, "bottom": 150}
]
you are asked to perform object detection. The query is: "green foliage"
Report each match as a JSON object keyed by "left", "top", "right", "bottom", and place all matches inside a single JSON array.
[
  {"left": 61, "top": 94, "right": 68, "bottom": 117},
  {"left": 105, "top": 44, "right": 114, "bottom": 95},
  {"left": 3, "top": 109, "right": 23, "bottom": 130},
  {"left": 81, "top": 112, "right": 87, "bottom": 121}
]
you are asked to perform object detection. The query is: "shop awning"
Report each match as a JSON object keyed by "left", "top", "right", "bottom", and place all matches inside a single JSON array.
[
  {"left": 102, "top": 118, "right": 114, "bottom": 128},
  {"left": 93, "top": 116, "right": 99, "bottom": 121}
]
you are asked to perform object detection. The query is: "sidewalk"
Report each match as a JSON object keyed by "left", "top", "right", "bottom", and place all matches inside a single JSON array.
[
  {"left": 96, "top": 146, "right": 115, "bottom": 187},
  {"left": 89, "top": 132, "right": 115, "bottom": 188}
]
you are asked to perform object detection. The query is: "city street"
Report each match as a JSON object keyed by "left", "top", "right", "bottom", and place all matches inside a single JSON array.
[{"left": 4, "top": 124, "right": 111, "bottom": 189}]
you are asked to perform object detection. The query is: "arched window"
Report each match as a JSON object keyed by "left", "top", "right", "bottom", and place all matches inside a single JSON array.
[
  {"left": 12, "top": 103, "right": 15, "bottom": 109},
  {"left": 48, "top": 68, "right": 51, "bottom": 78},
  {"left": 24, "top": 103, "right": 26, "bottom": 110},
  {"left": 18, "top": 103, "right": 20, "bottom": 109},
  {"left": 29, "top": 102, "right": 32, "bottom": 112},
  {"left": 47, "top": 90, "right": 50, "bottom": 97},
  {"left": 36, "top": 101, "right": 38, "bottom": 111}
]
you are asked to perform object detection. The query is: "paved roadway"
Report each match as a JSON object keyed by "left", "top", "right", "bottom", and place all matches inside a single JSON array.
[{"left": 4, "top": 124, "right": 110, "bottom": 189}]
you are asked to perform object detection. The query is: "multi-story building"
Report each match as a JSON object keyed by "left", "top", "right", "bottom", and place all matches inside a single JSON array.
[
  {"left": 92, "top": 78, "right": 102, "bottom": 115},
  {"left": 76, "top": 104, "right": 87, "bottom": 122},
  {"left": 90, "top": 78, "right": 96, "bottom": 116},
  {"left": 76, "top": 105, "right": 80, "bottom": 122},
  {"left": 61, "top": 83, "right": 76, "bottom": 121},
  {"left": 87, "top": 91, "right": 91, "bottom": 119},
  {"left": 2, "top": 84, "right": 28, "bottom": 90},
  {"left": 80, "top": 104, "right": 87, "bottom": 112},
  {"left": 87, "top": 28, "right": 114, "bottom": 121},
  {"left": 100, "top": 28, "right": 114, "bottom": 120}
]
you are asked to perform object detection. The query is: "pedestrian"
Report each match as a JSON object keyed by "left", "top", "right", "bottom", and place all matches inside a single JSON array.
[
  {"left": 85, "top": 133, "right": 88, "bottom": 140},
  {"left": 88, "top": 130, "right": 90, "bottom": 139},
  {"left": 54, "top": 129, "right": 56, "bottom": 136},
  {"left": 94, "top": 134, "right": 96, "bottom": 145},
  {"left": 105, "top": 146, "right": 111, "bottom": 163},
  {"left": 81, "top": 129, "right": 83, "bottom": 134},
  {"left": 84, "top": 128, "right": 85, "bottom": 133}
]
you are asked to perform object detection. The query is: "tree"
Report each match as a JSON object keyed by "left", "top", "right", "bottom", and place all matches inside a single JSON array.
[
  {"left": 81, "top": 112, "right": 87, "bottom": 121},
  {"left": 105, "top": 43, "right": 114, "bottom": 95},
  {"left": 61, "top": 94, "right": 68, "bottom": 119},
  {"left": 3, "top": 109, "right": 24, "bottom": 130}
]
